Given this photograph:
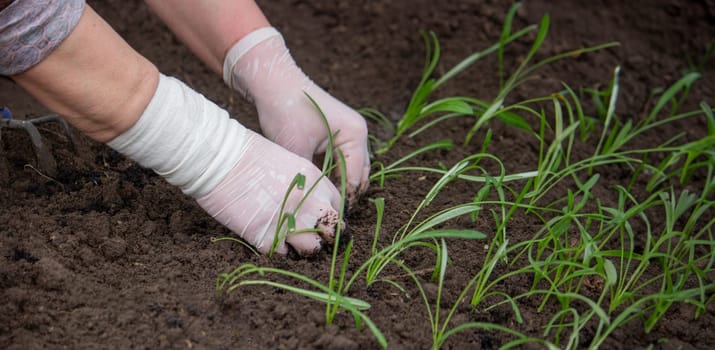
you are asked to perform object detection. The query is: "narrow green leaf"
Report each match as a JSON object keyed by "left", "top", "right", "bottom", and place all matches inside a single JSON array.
[
  {"left": 648, "top": 72, "right": 701, "bottom": 121},
  {"left": 421, "top": 98, "right": 474, "bottom": 116},
  {"left": 412, "top": 204, "right": 481, "bottom": 234},
  {"left": 238, "top": 280, "right": 371, "bottom": 310},
  {"left": 701, "top": 101, "right": 715, "bottom": 135},
  {"left": 409, "top": 229, "right": 487, "bottom": 242},
  {"left": 436, "top": 25, "right": 536, "bottom": 89},
  {"left": 497, "top": 111, "right": 533, "bottom": 132},
  {"left": 603, "top": 258, "right": 618, "bottom": 287},
  {"left": 498, "top": 2, "right": 522, "bottom": 88}
]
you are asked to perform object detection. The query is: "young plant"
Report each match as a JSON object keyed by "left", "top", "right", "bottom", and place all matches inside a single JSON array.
[
  {"left": 215, "top": 264, "right": 385, "bottom": 348},
  {"left": 214, "top": 3, "right": 715, "bottom": 347},
  {"left": 369, "top": 139, "right": 454, "bottom": 187},
  {"left": 362, "top": 2, "right": 536, "bottom": 155},
  {"left": 462, "top": 55, "right": 714, "bottom": 347},
  {"left": 402, "top": 239, "right": 558, "bottom": 350},
  {"left": 463, "top": 11, "right": 618, "bottom": 146},
  {"left": 216, "top": 94, "right": 388, "bottom": 349},
  {"left": 345, "top": 154, "right": 489, "bottom": 294}
]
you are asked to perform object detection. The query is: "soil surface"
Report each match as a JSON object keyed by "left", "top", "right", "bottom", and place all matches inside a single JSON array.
[{"left": 1, "top": 0, "right": 714, "bottom": 349}]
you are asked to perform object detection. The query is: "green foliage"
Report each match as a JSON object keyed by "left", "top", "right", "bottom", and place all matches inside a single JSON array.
[
  {"left": 362, "top": 2, "right": 539, "bottom": 155},
  {"left": 214, "top": 3, "right": 714, "bottom": 349}
]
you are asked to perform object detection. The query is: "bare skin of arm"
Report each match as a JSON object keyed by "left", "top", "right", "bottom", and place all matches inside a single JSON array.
[
  {"left": 10, "top": 4, "right": 159, "bottom": 143},
  {"left": 144, "top": 0, "right": 270, "bottom": 75}
]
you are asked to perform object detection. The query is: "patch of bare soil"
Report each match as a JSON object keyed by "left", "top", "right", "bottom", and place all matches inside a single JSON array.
[{"left": 1, "top": 1, "right": 713, "bottom": 349}]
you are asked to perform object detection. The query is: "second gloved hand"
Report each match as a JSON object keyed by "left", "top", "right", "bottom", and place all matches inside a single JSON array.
[{"left": 224, "top": 27, "right": 370, "bottom": 208}]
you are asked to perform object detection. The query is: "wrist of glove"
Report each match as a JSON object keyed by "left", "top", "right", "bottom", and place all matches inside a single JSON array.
[
  {"left": 108, "top": 74, "right": 341, "bottom": 255},
  {"left": 223, "top": 27, "right": 370, "bottom": 208}
]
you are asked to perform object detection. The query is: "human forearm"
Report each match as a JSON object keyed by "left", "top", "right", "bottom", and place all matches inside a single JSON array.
[
  {"left": 11, "top": 4, "right": 158, "bottom": 143},
  {"left": 144, "top": 0, "right": 270, "bottom": 74}
]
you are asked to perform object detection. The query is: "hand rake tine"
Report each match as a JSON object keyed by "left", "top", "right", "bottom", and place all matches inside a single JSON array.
[
  {"left": 0, "top": 107, "right": 59, "bottom": 176},
  {"left": 28, "top": 113, "right": 81, "bottom": 153}
]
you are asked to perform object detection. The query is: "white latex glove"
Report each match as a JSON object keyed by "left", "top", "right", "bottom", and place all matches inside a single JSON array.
[
  {"left": 197, "top": 132, "right": 342, "bottom": 255},
  {"left": 223, "top": 27, "right": 370, "bottom": 208},
  {"left": 108, "top": 74, "right": 341, "bottom": 256}
]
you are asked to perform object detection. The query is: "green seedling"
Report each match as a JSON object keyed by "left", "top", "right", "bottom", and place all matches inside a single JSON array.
[
  {"left": 362, "top": 2, "right": 537, "bottom": 155},
  {"left": 218, "top": 94, "right": 388, "bottom": 348},
  {"left": 215, "top": 264, "right": 385, "bottom": 348},
  {"left": 214, "top": 3, "right": 714, "bottom": 348},
  {"left": 345, "top": 155, "right": 489, "bottom": 293},
  {"left": 463, "top": 11, "right": 618, "bottom": 146}
]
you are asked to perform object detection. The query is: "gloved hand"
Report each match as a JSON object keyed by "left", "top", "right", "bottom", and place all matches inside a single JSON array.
[
  {"left": 109, "top": 74, "right": 341, "bottom": 256},
  {"left": 223, "top": 27, "right": 370, "bottom": 208},
  {"left": 197, "top": 131, "right": 342, "bottom": 255}
]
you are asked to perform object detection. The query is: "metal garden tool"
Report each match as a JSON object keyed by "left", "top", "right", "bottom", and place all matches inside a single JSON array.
[{"left": 0, "top": 106, "right": 79, "bottom": 176}]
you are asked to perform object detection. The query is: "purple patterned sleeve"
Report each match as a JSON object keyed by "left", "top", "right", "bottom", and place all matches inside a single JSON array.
[
  {"left": 0, "top": 1, "right": 16, "bottom": 11},
  {"left": 0, "top": 0, "right": 85, "bottom": 75}
]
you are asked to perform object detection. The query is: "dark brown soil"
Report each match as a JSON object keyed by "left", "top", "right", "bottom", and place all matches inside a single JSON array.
[{"left": 1, "top": 1, "right": 714, "bottom": 349}]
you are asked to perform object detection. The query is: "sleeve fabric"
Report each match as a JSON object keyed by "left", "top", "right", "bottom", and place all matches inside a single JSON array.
[{"left": 0, "top": 0, "right": 85, "bottom": 75}]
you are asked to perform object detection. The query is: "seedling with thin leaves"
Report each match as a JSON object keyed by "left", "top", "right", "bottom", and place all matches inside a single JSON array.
[
  {"left": 212, "top": 3, "right": 715, "bottom": 348},
  {"left": 362, "top": 2, "right": 537, "bottom": 155}
]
